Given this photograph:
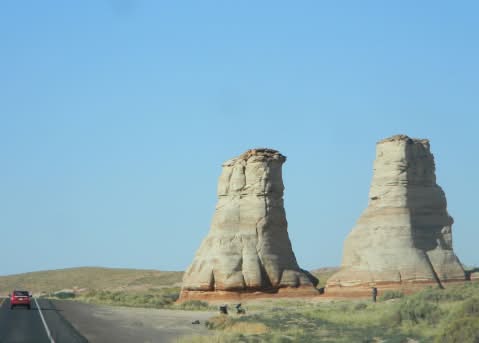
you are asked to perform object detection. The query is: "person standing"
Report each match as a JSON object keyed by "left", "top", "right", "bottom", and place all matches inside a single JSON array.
[{"left": 371, "top": 287, "right": 378, "bottom": 302}]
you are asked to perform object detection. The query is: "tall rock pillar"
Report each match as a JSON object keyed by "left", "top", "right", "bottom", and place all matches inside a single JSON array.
[
  {"left": 179, "top": 148, "right": 318, "bottom": 302},
  {"left": 326, "top": 135, "right": 465, "bottom": 295}
]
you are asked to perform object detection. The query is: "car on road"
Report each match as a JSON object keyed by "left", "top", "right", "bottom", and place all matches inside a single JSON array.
[{"left": 10, "top": 290, "right": 32, "bottom": 310}]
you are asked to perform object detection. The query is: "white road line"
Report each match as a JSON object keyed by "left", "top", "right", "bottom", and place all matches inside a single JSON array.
[{"left": 34, "top": 298, "right": 55, "bottom": 343}]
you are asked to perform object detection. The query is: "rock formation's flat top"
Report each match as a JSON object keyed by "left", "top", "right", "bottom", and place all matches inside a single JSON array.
[
  {"left": 224, "top": 148, "right": 286, "bottom": 166},
  {"left": 239, "top": 148, "right": 284, "bottom": 160},
  {"left": 377, "top": 134, "right": 429, "bottom": 145}
]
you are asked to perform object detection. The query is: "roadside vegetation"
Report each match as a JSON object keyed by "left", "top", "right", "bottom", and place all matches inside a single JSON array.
[
  {"left": 64, "top": 288, "right": 180, "bottom": 308},
  {"left": 48, "top": 287, "right": 220, "bottom": 311},
  {"left": 178, "top": 282, "right": 479, "bottom": 343}
]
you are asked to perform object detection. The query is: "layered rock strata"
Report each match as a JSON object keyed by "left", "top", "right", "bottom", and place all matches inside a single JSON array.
[
  {"left": 326, "top": 135, "right": 465, "bottom": 296},
  {"left": 179, "top": 148, "right": 318, "bottom": 301},
  {"left": 471, "top": 273, "right": 479, "bottom": 282}
]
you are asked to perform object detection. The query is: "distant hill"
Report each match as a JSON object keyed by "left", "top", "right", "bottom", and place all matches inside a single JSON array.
[
  {"left": 310, "top": 267, "right": 340, "bottom": 288},
  {"left": 0, "top": 267, "right": 184, "bottom": 295},
  {"left": 0, "top": 266, "right": 340, "bottom": 295}
]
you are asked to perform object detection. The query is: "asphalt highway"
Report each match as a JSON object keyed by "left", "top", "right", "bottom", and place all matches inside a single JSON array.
[{"left": 0, "top": 298, "right": 87, "bottom": 343}]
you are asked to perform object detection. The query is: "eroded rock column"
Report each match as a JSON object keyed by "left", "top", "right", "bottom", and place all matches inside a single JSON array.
[
  {"left": 179, "top": 148, "right": 318, "bottom": 301},
  {"left": 326, "top": 135, "right": 465, "bottom": 295}
]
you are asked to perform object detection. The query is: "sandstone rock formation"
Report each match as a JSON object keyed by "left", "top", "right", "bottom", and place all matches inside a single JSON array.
[
  {"left": 468, "top": 269, "right": 479, "bottom": 282},
  {"left": 471, "top": 272, "right": 479, "bottom": 282},
  {"left": 179, "top": 149, "right": 318, "bottom": 301},
  {"left": 326, "top": 135, "right": 465, "bottom": 295}
]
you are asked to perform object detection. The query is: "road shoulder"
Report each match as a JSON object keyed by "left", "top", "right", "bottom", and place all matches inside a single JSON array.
[
  {"left": 38, "top": 298, "right": 89, "bottom": 343},
  {"left": 52, "top": 300, "right": 216, "bottom": 343}
]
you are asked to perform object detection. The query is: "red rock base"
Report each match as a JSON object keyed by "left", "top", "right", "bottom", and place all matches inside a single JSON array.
[
  {"left": 325, "top": 279, "right": 468, "bottom": 298},
  {"left": 177, "top": 286, "right": 319, "bottom": 304},
  {"left": 178, "top": 279, "right": 476, "bottom": 303}
]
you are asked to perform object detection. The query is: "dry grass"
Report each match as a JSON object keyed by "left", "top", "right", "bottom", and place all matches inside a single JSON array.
[
  {"left": 205, "top": 315, "right": 269, "bottom": 334},
  {"left": 228, "top": 322, "right": 269, "bottom": 334},
  {"left": 179, "top": 282, "right": 479, "bottom": 343},
  {"left": 177, "top": 333, "right": 241, "bottom": 343},
  {"left": 0, "top": 267, "right": 183, "bottom": 295},
  {"left": 74, "top": 287, "right": 181, "bottom": 308}
]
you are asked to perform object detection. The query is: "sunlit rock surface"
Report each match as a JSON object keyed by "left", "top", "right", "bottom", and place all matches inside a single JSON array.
[
  {"left": 179, "top": 148, "right": 318, "bottom": 301},
  {"left": 326, "top": 135, "right": 465, "bottom": 295}
]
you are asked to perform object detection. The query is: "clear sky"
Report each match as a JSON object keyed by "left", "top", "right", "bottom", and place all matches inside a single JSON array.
[{"left": 1, "top": 1, "right": 478, "bottom": 276}]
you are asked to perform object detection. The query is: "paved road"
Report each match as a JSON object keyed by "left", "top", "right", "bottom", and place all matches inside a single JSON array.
[{"left": 0, "top": 298, "right": 87, "bottom": 343}]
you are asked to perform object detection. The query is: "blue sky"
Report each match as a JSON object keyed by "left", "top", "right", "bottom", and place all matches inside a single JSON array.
[{"left": 1, "top": 1, "right": 478, "bottom": 275}]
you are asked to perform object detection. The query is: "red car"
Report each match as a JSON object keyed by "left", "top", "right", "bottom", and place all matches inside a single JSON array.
[{"left": 10, "top": 290, "right": 31, "bottom": 310}]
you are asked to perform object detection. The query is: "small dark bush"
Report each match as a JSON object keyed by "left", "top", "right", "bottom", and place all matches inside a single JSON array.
[
  {"left": 379, "top": 291, "right": 404, "bottom": 301},
  {"left": 338, "top": 303, "right": 351, "bottom": 312},
  {"left": 51, "top": 291, "right": 75, "bottom": 299},
  {"left": 354, "top": 302, "right": 368, "bottom": 310}
]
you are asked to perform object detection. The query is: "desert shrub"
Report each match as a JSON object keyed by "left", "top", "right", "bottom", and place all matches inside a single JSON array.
[
  {"left": 379, "top": 291, "right": 404, "bottom": 301},
  {"left": 434, "top": 317, "right": 479, "bottom": 343},
  {"left": 411, "top": 286, "right": 448, "bottom": 302},
  {"left": 83, "top": 289, "right": 97, "bottom": 297},
  {"left": 396, "top": 297, "right": 442, "bottom": 324},
  {"left": 380, "top": 309, "right": 402, "bottom": 327},
  {"left": 354, "top": 302, "right": 368, "bottom": 310},
  {"left": 205, "top": 315, "right": 271, "bottom": 336},
  {"left": 177, "top": 333, "right": 255, "bottom": 343},
  {"left": 205, "top": 315, "right": 234, "bottom": 330},
  {"left": 227, "top": 322, "right": 269, "bottom": 335},
  {"left": 413, "top": 283, "right": 479, "bottom": 303},
  {"left": 51, "top": 291, "right": 75, "bottom": 299},
  {"left": 456, "top": 297, "right": 479, "bottom": 317},
  {"left": 176, "top": 300, "right": 210, "bottom": 311},
  {"left": 77, "top": 288, "right": 180, "bottom": 308},
  {"left": 270, "top": 336, "right": 293, "bottom": 343},
  {"left": 338, "top": 302, "right": 351, "bottom": 312}
]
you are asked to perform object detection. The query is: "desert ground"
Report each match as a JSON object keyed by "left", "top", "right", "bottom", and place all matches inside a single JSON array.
[{"left": 2, "top": 267, "right": 479, "bottom": 342}]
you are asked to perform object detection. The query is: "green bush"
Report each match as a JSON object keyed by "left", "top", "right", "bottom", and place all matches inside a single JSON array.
[
  {"left": 413, "top": 283, "right": 479, "bottom": 303},
  {"left": 457, "top": 297, "right": 479, "bottom": 317},
  {"left": 379, "top": 291, "right": 404, "bottom": 301},
  {"left": 338, "top": 302, "right": 351, "bottom": 312},
  {"left": 434, "top": 317, "right": 479, "bottom": 343},
  {"left": 397, "top": 297, "right": 442, "bottom": 324},
  {"left": 353, "top": 302, "right": 368, "bottom": 310},
  {"left": 205, "top": 315, "right": 234, "bottom": 330},
  {"left": 176, "top": 300, "right": 210, "bottom": 311}
]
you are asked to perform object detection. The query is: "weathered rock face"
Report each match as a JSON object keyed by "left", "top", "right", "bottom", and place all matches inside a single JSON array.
[
  {"left": 326, "top": 135, "right": 465, "bottom": 295},
  {"left": 471, "top": 272, "right": 479, "bottom": 282},
  {"left": 179, "top": 148, "right": 318, "bottom": 301}
]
